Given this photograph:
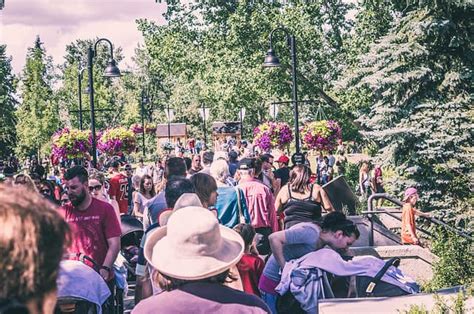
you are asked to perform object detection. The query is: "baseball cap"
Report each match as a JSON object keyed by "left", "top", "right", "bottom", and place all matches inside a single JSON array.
[
  {"left": 238, "top": 158, "right": 256, "bottom": 170},
  {"left": 403, "top": 187, "right": 418, "bottom": 201},
  {"left": 276, "top": 155, "right": 290, "bottom": 164}
]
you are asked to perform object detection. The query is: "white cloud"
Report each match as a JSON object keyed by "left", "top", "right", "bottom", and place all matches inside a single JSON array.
[{"left": 1, "top": 0, "right": 167, "bottom": 74}]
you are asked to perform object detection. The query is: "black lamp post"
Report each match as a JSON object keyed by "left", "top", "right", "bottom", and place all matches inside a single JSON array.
[
  {"left": 77, "top": 65, "right": 86, "bottom": 130},
  {"left": 263, "top": 27, "right": 300, "bottom": 153},
  {"left": 141, "top": 90, "right": 148, "bottom": 158},
  {"left": 87, "top": 38, "right": 121, "bottom": 167}
]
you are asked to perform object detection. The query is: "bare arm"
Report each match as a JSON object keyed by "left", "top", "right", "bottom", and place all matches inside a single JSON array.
[
  {"left": 269, "top": 230, "right": 287, "bottom": 269},
  {"left": 414, "top": 209, "right": 431, "bottom": 218},
  {"left": 274, "top": 187, "right": 287, "bottom": 214},
  {"left": 133, "top": 193, "right": 143, "bottom": 217},
  {"left": 99, "top": 236, "right": 120, "bottom": 280},
  {"left": 314, "top": 186, "right": 335, "bottom": 212}
]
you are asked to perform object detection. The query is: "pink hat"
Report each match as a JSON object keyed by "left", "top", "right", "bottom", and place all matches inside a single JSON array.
[{"left": 403, "top": 187, "right": 418, "bottom": 201}]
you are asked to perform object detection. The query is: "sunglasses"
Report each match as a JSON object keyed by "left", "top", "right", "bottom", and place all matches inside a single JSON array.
[
  {"left": 40, "top": 189, "right": 51, "bottom": 194},
  {"left": 60, "top": 199, "right": 70, "bottom": 204},
  {"left": 88, "top": 184, "right": 102, "bottom": 192}
]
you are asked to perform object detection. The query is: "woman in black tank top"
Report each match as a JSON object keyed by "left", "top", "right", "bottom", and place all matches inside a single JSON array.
[{"left": 275, "top": 165, "right": 335, "bottom": 229}]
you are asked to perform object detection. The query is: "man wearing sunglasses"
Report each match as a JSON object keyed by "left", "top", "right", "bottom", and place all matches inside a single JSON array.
[{"left": 60, "top": 166, "right": 121, "bottom": 282}]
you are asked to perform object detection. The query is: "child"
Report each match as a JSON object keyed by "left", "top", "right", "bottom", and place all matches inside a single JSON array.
[
  {"left": 233, "top": 223, "right": 265, "bottom": 296},
  {"left": 401, "top": 188, "right": 431, "bottom": 245}
]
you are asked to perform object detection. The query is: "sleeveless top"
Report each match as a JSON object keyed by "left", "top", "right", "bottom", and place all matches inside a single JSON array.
[{"left": 282, "top": 184, "right": 322, "bottom": 229}]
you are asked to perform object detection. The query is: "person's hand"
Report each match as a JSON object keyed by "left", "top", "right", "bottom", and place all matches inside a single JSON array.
[
  {"left": 99, "top": 268, "right": 110, "bottom": 281},
  {"left": 413, "top": 237, "right": 420, "bottom": 245}
]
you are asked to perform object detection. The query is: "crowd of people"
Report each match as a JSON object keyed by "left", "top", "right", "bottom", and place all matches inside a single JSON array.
[{"left": 0, "top": 144, "right": 424, "bottom": 313}]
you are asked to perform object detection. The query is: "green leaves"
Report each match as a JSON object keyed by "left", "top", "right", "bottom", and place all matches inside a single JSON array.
[
  {"left": 15, "top": 37, "right": 58, "bottom": 157},
  {"left": 0, "top": 45, "right": 17, "bottom": 158},
  {"left": 335, "top": 4, "right": 473, "bottom": 216}
]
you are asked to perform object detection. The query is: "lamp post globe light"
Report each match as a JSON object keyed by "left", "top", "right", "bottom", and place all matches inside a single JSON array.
[
  {"left": 263, "top": 27, "right": 300, "bottom": 153},
  {"left": 239, "top": 107, "right": 246, "bottom": 139},
  {"left": 141, "top": 90, "right": 149, "bottom": 158},
  {"left": 199, "top": 105, "right": 210, "bottom": 147},
  {"left": 165, "top": 105, "right": 175, "bottom": 142},
  {"left": 269, "top": 102, "right": 280, "bottom": 120},
  {"left": 87, "top": 38, "right": 121, "bottom": 167}
]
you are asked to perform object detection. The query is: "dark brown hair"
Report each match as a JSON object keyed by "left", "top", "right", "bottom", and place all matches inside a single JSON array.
[
  {"left": 289, "top": 165, "right": 312, "bottom": 193},
  {"left": 64, "top": 166, "right": 88, "bottom": 183},
  {"left": 233, "top": 223, "right": 256, "bottom": 250},
  {"left": 190, "top": 173, "right": 217, "bottom": 206},
  {"left": 155, "top": 270, "right": 236, "bottom": 292},
  {"left": 139, "top": 174, "right": 156, "bottom": 197},
  {"left": 319, "top": 211, "right": 360, "bottom": 238},
  {"left": 0, "top": 186, "right": 70, "bottom": 303}
]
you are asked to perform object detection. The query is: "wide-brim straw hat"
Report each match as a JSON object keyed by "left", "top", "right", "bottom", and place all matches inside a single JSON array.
[{"left": 144, "top": 206, "right": 244, "bottom": 280}]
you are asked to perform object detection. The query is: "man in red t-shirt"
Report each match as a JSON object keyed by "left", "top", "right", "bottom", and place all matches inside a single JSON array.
[
  {"left": 108, "top": 160, "right": 130, "bottom": 214},
  {"left": 60, "top": 166, "right": 121, "bottom": 281}
]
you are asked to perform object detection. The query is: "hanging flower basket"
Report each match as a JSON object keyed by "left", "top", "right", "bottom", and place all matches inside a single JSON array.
[
  {"left": 145, "top": 123, "right": 157, "bottom": 134},
  {"left": 130, "top": 123, "right": 144, "bottom": 134},
  {"left": 301, "top": 120, "right": 342, "bottom": 152},
  {"left": 98, "top": 127, "right": 137, "bottom": 155},
  {"left": 253, "top": 121, "right": 293, "bottom": 152},
  {"left": 51, "top": 128, "right": 91, "bottom": 160}
]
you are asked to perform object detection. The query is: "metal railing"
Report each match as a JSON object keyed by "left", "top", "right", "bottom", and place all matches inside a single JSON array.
[{"left": 363, "top": 193, "right": 473, "bottom": 246}]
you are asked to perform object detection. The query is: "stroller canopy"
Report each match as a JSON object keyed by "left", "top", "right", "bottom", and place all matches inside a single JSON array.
[{"left": 120, "top": 214, "right": 143, "bottom": 237}]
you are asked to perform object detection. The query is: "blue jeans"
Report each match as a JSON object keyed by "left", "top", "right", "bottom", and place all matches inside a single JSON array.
[{"left": 259, "top": 289, "right": 278, "bottom": 314}]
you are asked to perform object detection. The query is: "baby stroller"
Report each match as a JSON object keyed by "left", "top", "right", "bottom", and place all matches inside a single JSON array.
[
  {"left": 55, "top": 253, "right": 124, "bottom": 314},
  {"left": 120, "top": 215, "right": 144, "bottom": 281},
  {"left": 276, "top": 249, "right": 420, "bottom": 313}
]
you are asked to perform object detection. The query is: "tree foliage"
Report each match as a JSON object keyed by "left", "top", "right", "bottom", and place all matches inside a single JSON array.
[
  {"left": 15, "top": 37, "right": 58, "bottom": 157},
  {"left": 136, "top": 0, "right": 356, "bottom": 140},
  {"left": 0, "top": 45, "right": 17, "bottom": 158},
  {"left": 335, "top": 2, "right": 473, "bottom": 217}
]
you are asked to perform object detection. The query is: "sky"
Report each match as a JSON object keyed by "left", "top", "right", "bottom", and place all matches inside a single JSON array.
[{"left": 0, "top": 0, "right": 168, "bottom": 74}]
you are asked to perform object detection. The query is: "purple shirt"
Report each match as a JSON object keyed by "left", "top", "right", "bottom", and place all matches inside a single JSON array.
[
  {"left": 132, "top": 282, "right": 270, "bottom": 313},
  {"left": 238, "top": 177, "right": 278, "bottom": 232}
]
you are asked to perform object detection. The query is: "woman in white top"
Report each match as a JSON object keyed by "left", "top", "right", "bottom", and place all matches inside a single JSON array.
[
  {"left": 133, "top": 174, "right": 155, "bottom": 218},
  {"left": 358, "top": 162, "right": 371, "bottom": 197},
  {"left": 88, "top": 170, "right": 120, "bottom": 219}
]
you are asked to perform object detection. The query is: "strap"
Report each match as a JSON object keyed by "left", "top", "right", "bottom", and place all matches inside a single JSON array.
[
  {"left": 235, "top": 187, "right": 245, "bottom": 223},
  {"left": 306, "top": 184, "right": 315, "bottom": 201},
  {"left": 365, "top": 257, "right": 401, "bottom": 297},
  {"left": 287, "top": 184, "right": 292, "bottom": 198}
]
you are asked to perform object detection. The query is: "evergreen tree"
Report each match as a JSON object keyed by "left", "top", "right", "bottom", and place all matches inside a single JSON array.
[
  {"left": 336, "top": 2, "right": 473, "bottom": 225},
  {"left": 0, "top": 45, "right": 17, "bottom": 158},
  {"left": 15, "top": 36, "right": 58, "bottom": 157}
]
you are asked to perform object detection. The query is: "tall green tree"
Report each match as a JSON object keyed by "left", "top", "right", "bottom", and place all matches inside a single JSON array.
[
  {"left": 16, "top": 37, "right": 58, "bottom": 157},
  {"left": 0, "top": 45, "right": 17, "bottom": 158},
  {"left": 138, "top": 0, "right": 355, "bottom": 140},
  {"left": 336, "top": 2, "right": 473, "bottom": 222}
]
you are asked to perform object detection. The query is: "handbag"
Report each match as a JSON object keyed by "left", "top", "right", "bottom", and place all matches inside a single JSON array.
[{"left": 235, "top": 187, "right": 246, "bottom": 224}]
